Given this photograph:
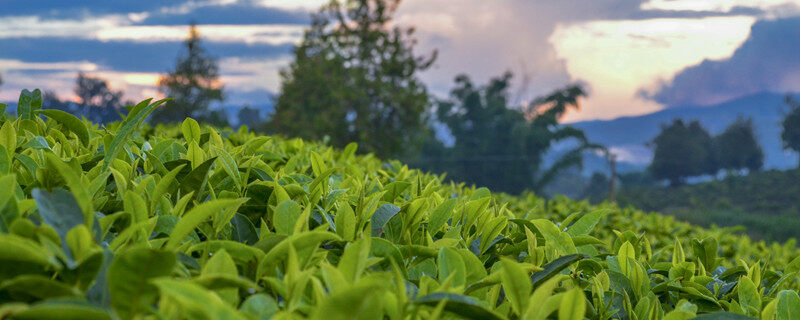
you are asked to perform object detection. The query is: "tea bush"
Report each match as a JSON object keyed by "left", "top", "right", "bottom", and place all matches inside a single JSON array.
[{"left": 0, "top": 90, "right": 799, "bottom": 319}]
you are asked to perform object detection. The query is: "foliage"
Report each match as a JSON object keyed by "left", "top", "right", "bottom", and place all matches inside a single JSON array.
[
  {"left": 151, "top": 23, "right": 224, "bottom": 124},
  {"left": 270, "top": 0, "right": 436, "bottom": 159},
  {"left": 715, "top": 117, "right": 764, "bottom": 173},
  {"left": 2, "top": 89, "right": 800, "bottom": 319},
  {"left": 649, "top": 119, "right": 716, "bottom": 186},
  {"left": 617, "top": 168, "right": 800, "bottom": 241},
  {"left": 781, "top": 96, "right": 800, "bottom": 167},
  {"left": 41, "top": 74, "right": 130, "bottom": 124},
  {"left": 580, "top": 172, "right": 609, "bottom": 204},
  {"left": 416, "top": 73, "right": 594, "bottom": 194}
]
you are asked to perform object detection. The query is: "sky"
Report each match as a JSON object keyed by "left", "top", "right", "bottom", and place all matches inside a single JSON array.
[{"left": 1, "top": 0, "right": 799, "bottom": 122}]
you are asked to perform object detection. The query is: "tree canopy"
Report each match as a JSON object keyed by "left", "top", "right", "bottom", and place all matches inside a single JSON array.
[
  {"left": 782, "top": 95, "right": 800, "bottom": 167},
  {"left": 649, "top": 119, "right": 715, "bottom": 186},
  {"left": 416, "top": 73, "right": 594, "bottom": 194},
  {"left": 715, "top": 117, "right": 764, "bottom": 173},
  {"left": 151, "top": 23, "right": 224, "bottom": 124},
  {"left": 270, "top": 0, "right": 436, "bottom": 159}
]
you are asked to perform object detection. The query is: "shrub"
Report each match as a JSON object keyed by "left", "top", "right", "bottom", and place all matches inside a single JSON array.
[{"left": 0, "top": 90, "right": 799, "bottom": 319}]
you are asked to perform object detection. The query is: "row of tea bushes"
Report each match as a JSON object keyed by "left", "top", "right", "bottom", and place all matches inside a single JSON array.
[{"left": 0, "top": 90, "right": 798, "bottom": 319}]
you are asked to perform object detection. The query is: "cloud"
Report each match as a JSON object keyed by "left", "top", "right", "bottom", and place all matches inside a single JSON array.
[
  {"left": 395, "top": 0, "right": 777, "bottom": 122},
  {"left": 0, "top": 1, "right": 176, "bottom": 17},
  {"left": 137, "top": 3, "right": 309, "bottom": 25},
  {"left": 0, "top": 37, "right": 292, "bottom": 73},
  {"left": 644, "top": 17, "right": 800, "bottom": 107},
  {"left": 0, "top": 16, "right": 304, "bottom": 46},
  {"left": 552, "top": 16, "right": 754, "bottom": 120}
]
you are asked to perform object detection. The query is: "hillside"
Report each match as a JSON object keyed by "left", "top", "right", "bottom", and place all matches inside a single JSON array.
[
  {"left": 617, "top": 169, "right": 800, "bottom": 241},
  {"left": 2, "top": 94, "right": 800, "bottom": 318},
  {"left": 572, "top": 92, "right": 796, "bottom": 172}
]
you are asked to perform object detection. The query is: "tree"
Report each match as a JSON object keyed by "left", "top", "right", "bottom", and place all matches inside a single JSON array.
[
  {"left": 270, "top": 0, "right": 436, "bottom": 159},
  {"left": 581, "top": 172, "right": 609, "bottom": 204},
  {"left": 649, "top": 119, "right": 715, "bottom": 186},
  {"left": 417, "top": 73, "right": 593, "bottom": 194},
  {"left": 782, "top": 95, "right": 800, "bottom": 167},
  {"left": 237, "top": 105, "right": 262, "bottom": 129},
  {"left": 74, "top": 73, "right": 127, "bottom": 123},
  {"left": 151, "top": 23, "right": 224, "bottom": 124},
  {"left": 715, "top": 117, "right": 764, "bottom": 173}
]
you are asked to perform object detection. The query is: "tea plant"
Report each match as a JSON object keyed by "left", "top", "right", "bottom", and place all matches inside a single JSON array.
[{"left": 0, "top": 89, "right": 799, "bottom": 319}]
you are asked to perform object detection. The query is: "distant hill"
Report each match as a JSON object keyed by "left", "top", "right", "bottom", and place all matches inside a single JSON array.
[{"left": 571, "top": 92, "right": 798, "bottom": 173}]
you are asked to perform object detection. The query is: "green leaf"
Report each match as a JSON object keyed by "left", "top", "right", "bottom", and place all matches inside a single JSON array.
[
  {"left": 231, "top": 214, "right": 259, "bottom": 245},
  {"left": 44, "top": 154, "right": 92, "bottom": 220},
  {"left": 107, "top": 247, "right": 176, "bottom": 319},
  {"left": 9, "top": 300, "right": 110, "bottom": 320},
  {"left": 371, "top": 203, "right": 400, "bottom": 237},
  {"left": 103, "top": 98, "right": 168, "bottom": 171},
  {"left": 151, "top": 163, "right": 185, "bottom": 212},
  {"left": 213, "top": 146, "right": 242, "bottom": 191},
  {"left": 415, "top": 292, "right": 504, "bottom": 320},
  {"left": 428, "top": 198, "right": 456, "bottom": 234},
  {"left": 166, "top": 198, "right": 248, "bottom": 249},
  {"left": 500, "top": 258, "right": 531, "bottom": 315},
  {"left": 309, "top": 151, "right": 328, "bottom": 177},
  {"left": 181, "top": 118, "right": 201, "bottom": 143},
  {"left": 532, "top": 219, "right": 577, "bottom": 255},
  {"left": 274, "top": 200, "right": 302, "bottom": 235},
  {"left": 438, "top": 247, "right": 467, "bottom": 287},
  {"left": 313, "top": 281, "right": 384, "bottom": 320},
  {"left": 531, "top": 254, "right": 584, "bottom": 288},
  {"left": 0, "top": 121, "right": 16, "bottom": 159},
  {"left": 558, "top": 287, "right": 586, "bottom": 320},
  {"left": 152, "top": 279, "right": 249, "bottom": 320},
  {"left": 738, "top": 276, "right": 761, "bottom": 317},
  {"left": 0, "top": 275, "right": 81, "bottom": 300},
  {"left": 17, "top": 89, "right": 43, "bottom": 120},
  {"left": 38, "top": 109, "right": 90, "bottom": 146},
  {"left": 338, "top": 237, "right": 371, "bottom": 281},
  {"left": 566, "top": 209, "right": 606, "bottom": 236},
  {"left": 240, "top": 294, "right": 279, "bottom": 320},
  {"left": 691, "top": 312, "right": 756, "bottom": 320},
  {"left": 31, "top": 188, "right": 84, "bottom": 258},
  {"left": 178, "top": 156, "right": 217, "bottom": 198},
  {"left": 776, "top": 290, "right": 800, "bottom": 320}
]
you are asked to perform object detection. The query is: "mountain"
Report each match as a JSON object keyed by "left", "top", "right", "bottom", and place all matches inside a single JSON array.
[{"left": 570, "top": 92, "right": 797, "bottom": 173}]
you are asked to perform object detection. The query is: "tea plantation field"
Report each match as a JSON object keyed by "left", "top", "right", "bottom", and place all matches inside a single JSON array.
[{"left": 1, "top": 91, "right": 799, "bottom": 319}]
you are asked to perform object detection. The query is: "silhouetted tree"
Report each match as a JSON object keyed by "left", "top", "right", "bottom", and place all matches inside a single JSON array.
[
  {"left": 782, "top": 96, "right": 800, "bottom": 167},
  {"left": 715, "top": 117, "right": 764, "bottom": 173},
  {"left": 649, "top": 119, "right": 715, "bottom": 186},
  {"left": 43, "top": 90, "right": 71, "bottom": 112},
  {"left": 74, "top": 73, "right": 127, "bottom": 123},
  {"left": 270, "top": 0, "right": 436, "bottom": 158},
  {"left": 237, "top": 105, "right": 262, "bottom": 128},
  {"left": 687, "top": 121, "right": 717, "bottom": 176},
  {"left": 152, "top": 23, "right": 224, "bottom": 124},
  {"left": 417, "top": 73, "right": 594, "bottom": 194},
  {"left": 581, "top": 172, "right": 609, "bottom": 204}
]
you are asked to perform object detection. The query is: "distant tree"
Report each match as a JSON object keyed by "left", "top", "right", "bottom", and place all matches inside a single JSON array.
[
  {"left": 715, "top": 117, "right": 764, "bottom": 173},
  {"left": 782, "top": 96, "right": 800, "bottom": 167},
  {"left": 649, "top": 119, "right": 715, "bottom": 186},
  {"left": 417, "top": 73, "right": 593, "bottom": 194},
  {"left": 270, "top": 0, "right": 436, "bottom": 158},
  {"left": 580, "top": 172, "right": 609, "bottom": 204},
  {"left": 42, "top": 90, "right": 71, "bottom": 112},
  {"left": 237, "top": 105, "right": 262, "bottom": 128},
  {"left": 74, "top": 73, "right": 127, "bottom": 123},
  {"left": 152, "top": 23, "right": 224, "bottom": 124},
  {"left": 687, "top": 121, "right": 718, "bottom": 176},
  {"left": 203, "top": 109, "right": 230, "bottom": 128}
]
